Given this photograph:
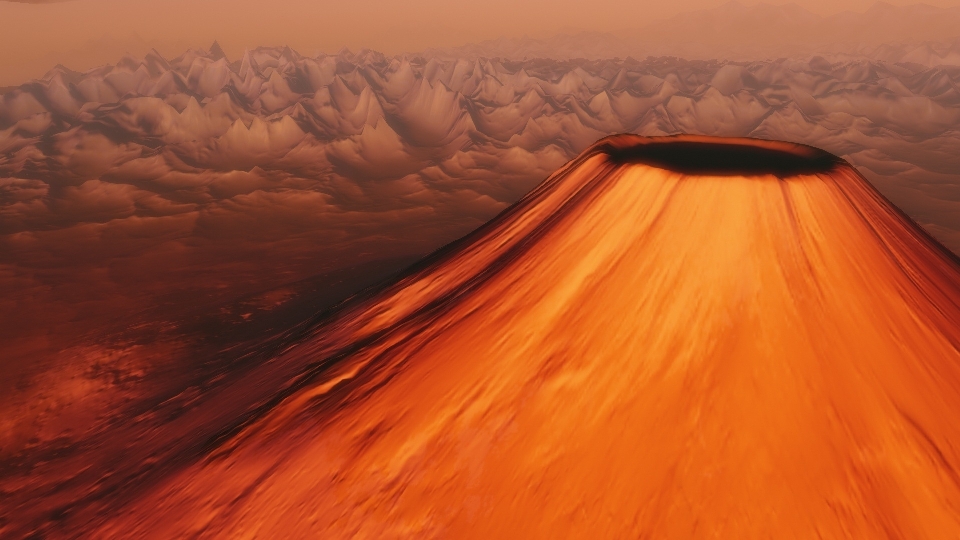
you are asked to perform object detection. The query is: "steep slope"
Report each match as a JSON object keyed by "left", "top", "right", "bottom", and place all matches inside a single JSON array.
[{"left": 70, "top": 134, "right": 960, "bottom": 538}]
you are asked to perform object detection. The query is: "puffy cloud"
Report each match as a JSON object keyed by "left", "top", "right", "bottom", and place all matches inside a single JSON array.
[{"left": 5, "top": 49, "right": 960, "bottom": 295}]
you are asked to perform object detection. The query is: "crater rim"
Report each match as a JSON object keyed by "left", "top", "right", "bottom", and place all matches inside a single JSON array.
[{"left": 597, "top": 135, "right": 842, "bottom": 177}]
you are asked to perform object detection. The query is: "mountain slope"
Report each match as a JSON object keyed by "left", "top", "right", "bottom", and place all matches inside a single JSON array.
[{"left": 68, "top": 134, "right": 960, "bottom": 538}]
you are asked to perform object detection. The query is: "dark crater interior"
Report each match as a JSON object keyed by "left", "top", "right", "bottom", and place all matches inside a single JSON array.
[{"left": 603, "top": 140, "right": 840, "bottom": 176}]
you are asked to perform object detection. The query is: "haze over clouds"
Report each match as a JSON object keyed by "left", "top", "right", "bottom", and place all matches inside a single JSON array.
[
  {"left": 4, "top": 0, "right": 960, "bottom": 84},
  {"left": 431, "top": 3, "right": 960, "bottom": 62}
]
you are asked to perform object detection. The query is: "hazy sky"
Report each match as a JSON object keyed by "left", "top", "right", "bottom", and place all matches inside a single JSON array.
[{"left": 2, "top": 0, "right": 960, "bottom": 84}]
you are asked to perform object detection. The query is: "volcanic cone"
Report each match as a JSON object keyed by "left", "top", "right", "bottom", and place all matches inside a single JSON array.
[{"left": 82, "top": 135, "right": 960, "bottom": 537}]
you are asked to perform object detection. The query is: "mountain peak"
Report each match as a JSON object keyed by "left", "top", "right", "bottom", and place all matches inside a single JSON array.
[{"left": 208, "top": 40, "right": 227, "bottom": 61}]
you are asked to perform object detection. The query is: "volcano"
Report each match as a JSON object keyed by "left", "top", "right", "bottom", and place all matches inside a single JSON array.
[{"left": 20, "top": 134, "right": 960, "bottom": 537}]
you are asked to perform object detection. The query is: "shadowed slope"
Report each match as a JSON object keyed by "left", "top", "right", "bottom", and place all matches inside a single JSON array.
[{"left": 40, "top": 135, "right": 960, "bottom": 537}]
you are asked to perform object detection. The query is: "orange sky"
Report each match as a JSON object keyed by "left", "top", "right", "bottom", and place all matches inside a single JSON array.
[{"left": 2, "top": 0, "right": 960, "bottom": 85}]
